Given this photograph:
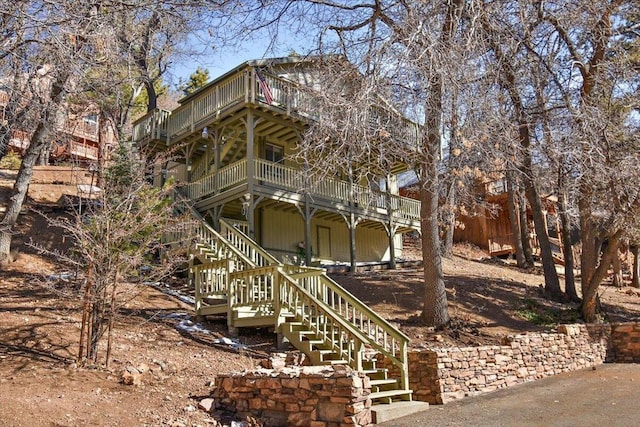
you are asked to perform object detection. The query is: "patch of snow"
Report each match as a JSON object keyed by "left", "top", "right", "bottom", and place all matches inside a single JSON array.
[
  {"left": 47, "top": 272, "right": 73, "bottom": 282},
  {"left": 212, "top": 337, "right": 247, "bottom": 351},
  {"left": 176, "top": 318, "right": 212, "bottom": 335},
  {"left": 145, "top": 282, "right": 195, "bottom": 305}
]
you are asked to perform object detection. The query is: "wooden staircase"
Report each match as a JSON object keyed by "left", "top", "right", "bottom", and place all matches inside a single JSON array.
[{"left": 171, "top": 195, "right": 412, "bottom": 404}]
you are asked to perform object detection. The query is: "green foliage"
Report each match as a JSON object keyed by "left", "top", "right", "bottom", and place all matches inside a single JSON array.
[
  {"left": 178, "top": 67, "right": 210, "bottom": 96},
  {"left": 515, "top": 298, "right": 580, "bottom": 327},
  {"left": 0, "top": 151, "right": 21, "bottom": 170}
]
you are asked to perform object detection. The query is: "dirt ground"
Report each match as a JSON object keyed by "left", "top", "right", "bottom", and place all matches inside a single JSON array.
[{"left": 1, "top": 169, "right": 640, "bottom": 426}]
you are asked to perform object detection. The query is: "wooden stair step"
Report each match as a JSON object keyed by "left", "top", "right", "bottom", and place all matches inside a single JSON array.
[
  {"left": 321, "top": 359, "right": 349, "bottom": 365},
  {"left": 369, "top": 389, "right": 413, "bottom": 404},
  {"left": 370, "top": 379, "right": 398, "bottom": 387}
]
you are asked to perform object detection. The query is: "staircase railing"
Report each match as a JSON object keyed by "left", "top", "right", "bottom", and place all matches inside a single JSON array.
[
  {"left": 277, "top": 269, "right": 370, "bottom": 370},
  {"left": 285, "top": 267, "right": 410, "bottom": 390},
  {"left": 219, "top": 218, "right": 280, "bottom": 267},
  {"left": 182, "top": 202, "right": 410, "bottom": 391}
]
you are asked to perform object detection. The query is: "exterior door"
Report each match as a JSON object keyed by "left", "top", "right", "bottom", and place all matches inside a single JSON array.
[{"left": 317, "top": 226, "right": 331, "bottom": 259}]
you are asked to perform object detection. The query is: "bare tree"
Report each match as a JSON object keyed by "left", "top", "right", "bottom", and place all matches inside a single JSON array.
[
  {"left": 38, "top": 147, "right": 190, "bottom": 366},
  {"left": 0, "top": 0, "right": 237, "bottom": 264}
]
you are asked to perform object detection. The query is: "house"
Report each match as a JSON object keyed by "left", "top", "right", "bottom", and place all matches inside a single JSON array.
[
  {"left": 133, "top": 56, "right": 422, "bottom": 267},
  {"left": 131, "top": 56, "right": 425, "bottom": 407},
  {"left": 0, "top": 83, "right": 114, "bottom": 166},
  {"left": 454, "top": 176, "right": 565, "bottom": 261}
]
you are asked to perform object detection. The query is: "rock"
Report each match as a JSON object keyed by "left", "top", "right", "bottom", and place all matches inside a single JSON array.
[
  {"left": 137, "top": 362, "right": 150, "bottom": 374},
  {"left": 184, "top": 405, "right": 197, "bottom": 412},
  {"left": 121, "top": 370, "right": 142, "bottom": 386},
  {"left": 198, "top": 398, "right": 214, "bottom": 412}
]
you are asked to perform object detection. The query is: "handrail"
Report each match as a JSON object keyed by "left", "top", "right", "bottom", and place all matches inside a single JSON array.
[
  {"left": 278, "top": 268, "right": 369, "bottom": 370},
  {"left": 173, "top": 191, "right": 255, "bottom": 270},
  {"left": 220, "top": 218, "right": 280, "bottom": 267},
  {"left": 183, "top": 190, "right": 409, "bottom": 390},
  {"left": 288, "top": 268, "right": 410, "bottom": 387}
]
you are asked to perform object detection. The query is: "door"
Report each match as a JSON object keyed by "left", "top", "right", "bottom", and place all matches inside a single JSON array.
[{"left": 317, "top": 226, "right": 331, "bottom": 259}]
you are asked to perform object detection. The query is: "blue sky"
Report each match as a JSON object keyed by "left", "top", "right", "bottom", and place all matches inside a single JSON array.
[{"left": 170, "top": 28, "right": 307, "bottom": 86}]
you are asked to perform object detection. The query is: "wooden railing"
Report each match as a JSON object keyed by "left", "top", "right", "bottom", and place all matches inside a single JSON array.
[
  {"left": 183, "top": 158, "right": 420, "bottom": 223},
  {"left": 132, "top": 68, "right": 420, "bottom": 148},
  {"left": 133, "top": 109, "right": 171, "bottom": 143},
  {"left": 185, "top": 159, "right": 247, "bottom": 199},
  {"left": 277, "top": 270, "right": 367, "bottom": 370},
  {"left": 286, "top": 267, "right": 410, "bottom": 389},
  {"left": 220, "top": 218, "right": 280, "bottom": 268}
]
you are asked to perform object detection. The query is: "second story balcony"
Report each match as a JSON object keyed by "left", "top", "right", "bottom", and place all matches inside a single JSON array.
[{"left": 182, "top": 158, "right": 421, "bottom": 230}]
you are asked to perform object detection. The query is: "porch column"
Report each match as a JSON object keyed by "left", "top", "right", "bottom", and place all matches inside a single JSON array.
[
  {"left": 295, "top": 198, "right": 317, "bottom": 266},
  {"left": 386, "top": 176, "right": 398, "bottom": 269},
  {"left": 384, "top": 221, "right": 399, "bottom": 270},
  {"left": 245, "top": 111, "right": 256, "bottom": 238},
  {"left": 349, "top": 213, "right": 358, "bottom": 272}
]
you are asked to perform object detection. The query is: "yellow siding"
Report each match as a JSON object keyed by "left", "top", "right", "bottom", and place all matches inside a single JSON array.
[{"left": 261, "top": 208, "right": 393, "bottom": 263}]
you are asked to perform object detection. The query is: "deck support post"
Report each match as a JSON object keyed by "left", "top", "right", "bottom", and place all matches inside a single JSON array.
[
  {"left": 245, "top": 111, "right": 256, "bottom": 239},
  {"left": 295, "top": 198, "right": 317, "bottom": 266},
  {"left": 339, "top": 212, "right": 361, "bottom": 273},
  {"left": 383, "top": 221, "right": 399, "bottom": 270},
  {"left": 385, "top": 179, "right": 399, "bottom": 270}
]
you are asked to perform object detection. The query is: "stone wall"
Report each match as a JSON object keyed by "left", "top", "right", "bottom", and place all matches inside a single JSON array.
[
  {"left": 588, "top": 322, "right": 640, "bottom": 363},
  {"left": 212, "top": 365, "right": 372, "bottom": 427},
  {"left": 379, "top": 324, "right": 606, "bottom": 404}
]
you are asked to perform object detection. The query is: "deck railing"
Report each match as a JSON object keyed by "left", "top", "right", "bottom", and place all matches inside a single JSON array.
[
  {"left": 132, "top": 68, "right": 420, "bottom": 148},
  {"left": 184, "top": 159, "right": 247, "bottom": 199},
  {"left": 184, "top": 158, "right": 420, "bottom": 223}
]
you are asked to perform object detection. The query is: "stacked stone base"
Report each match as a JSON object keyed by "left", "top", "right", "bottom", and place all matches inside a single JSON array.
[
  {"left": 210, "top": 322, "right": 640, "bottom": 425},
  {"left": 212, "top": 365, "right": 372, "bottom": 427},
  {"left": 378, "top": 324, "right": 607, "bottom": 404}
]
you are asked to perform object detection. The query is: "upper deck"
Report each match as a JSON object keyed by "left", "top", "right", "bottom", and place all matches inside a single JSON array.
[{"left": 132, "top": 64, "right": 421, "bottom": 150}]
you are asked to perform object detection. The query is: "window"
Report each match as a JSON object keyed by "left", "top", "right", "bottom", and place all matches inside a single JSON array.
[{"left": 265, "top": 143, "right": 284, "bottom": 164}]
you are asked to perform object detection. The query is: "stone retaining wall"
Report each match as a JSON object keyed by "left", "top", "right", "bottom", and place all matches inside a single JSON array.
[
  {"left": 212, "top": 365, "right": 372, "bottom": 427},
  {"left": 379, "top": 324, "right": 606, "bottom": 404},
  {"left": 588, "top": 322, "right": 640, "bottom": 363},
  {"left": 211, "top": 323, "right": 640, "bottom": 424}
]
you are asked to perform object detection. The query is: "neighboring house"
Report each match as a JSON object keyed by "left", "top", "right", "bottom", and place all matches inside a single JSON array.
[
  {"left": 454, "top": 176, "right": 565, "bottom": 262},
  {"left": 0, "top": 84, "right": 114, "bottom": 166},
  {"left": 133, "top": 56, "right": 422, "bottom": 266}
]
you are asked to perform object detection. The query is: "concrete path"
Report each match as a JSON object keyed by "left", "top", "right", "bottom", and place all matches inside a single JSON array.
[{"left": 379, "top": 364, "right": 640, "bottom": 427}]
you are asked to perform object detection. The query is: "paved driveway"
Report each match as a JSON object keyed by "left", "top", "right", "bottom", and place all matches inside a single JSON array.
[{"left": 379, "top": 364, "right": 640, "bottom": 427}]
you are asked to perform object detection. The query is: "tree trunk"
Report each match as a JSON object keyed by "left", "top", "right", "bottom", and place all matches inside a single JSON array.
[
  {"left": 522, "top": 170, "right": 562, "bottom": 296},
  {"left": 506, "top": 170, "right": 526, "bottom": 267},
  {"left": 579, "top": 197, "right": 599, "bottom": 297},
  {"left": 0, "top": 72, "right": 68, "bottom": 263},
  {"left": 612, "top": 246, "right": 623, "bottom": 287},
  {"left": 0, "top": 123, "right": 52, "bottom": 263},
  {"left": 559, "top": 189, "right": 578, "bottom": 301},
  {"left": 518, "top": 191, "right": 534, "bottom": 265},
  {"left": 631, "top": 246, "right": 639, "bottom": 289},
  {"left": 582, "top": 231, "right": 622, "bottom": 322},
  {"left": 495, "top": 44, "right": 561, "bottom": 296},
  {"left": 420, "top": 175, "right": 449, "bottom": 328},
  {"left": 442, "top": 181, "right": 455, "bottom": 257},
  {"left": 419, "top": 72, "right": 450, "bottom": 328}
]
